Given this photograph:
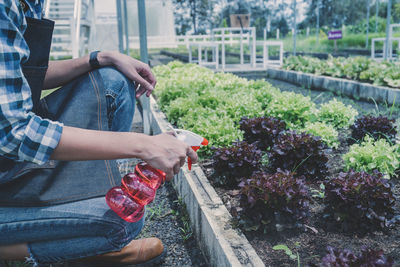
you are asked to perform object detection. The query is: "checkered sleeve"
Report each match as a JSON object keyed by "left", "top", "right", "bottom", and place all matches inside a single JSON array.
[{"left": 0, "top": 1, "right": 63, "bottom": 165}]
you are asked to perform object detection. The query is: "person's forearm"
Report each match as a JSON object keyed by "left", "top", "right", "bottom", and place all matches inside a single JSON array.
[
  {"left": 44, "top": 52, "right": 115, "bottom": 89},
  {"left": 50, "top": 126, "right": 198, "bottom": 180},
  {"left": 50, "top": 126, "right": 148, "bottom": 161}
]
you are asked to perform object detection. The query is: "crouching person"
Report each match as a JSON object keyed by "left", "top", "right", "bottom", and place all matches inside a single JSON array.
[{"left": 0, "top": 0, "right": 197, "bottom": 266}]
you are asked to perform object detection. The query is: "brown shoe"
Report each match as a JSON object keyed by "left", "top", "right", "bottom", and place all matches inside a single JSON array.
[{"left": 83, "top": 237, "right": 166, "bottom": 267}]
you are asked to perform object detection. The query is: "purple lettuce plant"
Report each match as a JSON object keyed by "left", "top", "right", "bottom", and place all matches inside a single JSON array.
[
  {"left": 320, "top": 246, "right": 393, "bottom": 267},
  {"left": 239, "top": 116, "right": 287, "bottom": 151},
  {"left": 238, "top": 170, "right": 310, "bottom": 231},
  {"left": 323, "top": 170, "right": 396, "bottom": 233},
  {"left": 269, "top": 131, "right": 329, "bottom": 181},
  {"left": 350, "top": 115, "right": 397, "bottom": 144},
  {"left": 211, "top": 141, "right": 262, "bottom": 188}
]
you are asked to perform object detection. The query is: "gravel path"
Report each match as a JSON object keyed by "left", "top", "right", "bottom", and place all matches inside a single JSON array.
[{"left": 118, "top": 160, "right": 208, "bottom": 267}]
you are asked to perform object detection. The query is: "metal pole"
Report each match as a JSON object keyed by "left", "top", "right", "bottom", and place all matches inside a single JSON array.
[
  {"left": 73, "top": 0, "right": 82, "bottom": 58},
  {"left": 366, "top": 0, "right": 370, "bottom": 48},
  {"left": 316, "top": 0, "right": 320, "bottom": 43},
  {"left": 123, "top": 0, "right": 130, "bottom": 55},
  {"left": 116, "top": 0, "right": 124, "bottom": 53},
  {"left": 137, "top": 0, "right": 150, "bottom": 134},
  {"left": 292, "top": 0, "right": 297, "bottom": 56},
  {"left": 384, "top": 0, "right": 392, "bottom": 60},
  {"left": 138, "top": 0, "right": 149, "bottom": 64},
  {"left": 44, "top": 0, "right": 51, "bottom": 18},
  {"left": 375, "top": 0, "right": 379, "bottom": 32}
]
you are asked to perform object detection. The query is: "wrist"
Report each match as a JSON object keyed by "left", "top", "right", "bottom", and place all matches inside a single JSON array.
[
  {"left": 97, "top": 51, "right": 117, "bottom": 67},
  {"left": 129, "top": 133, "right": 152, "bottom": 159}
]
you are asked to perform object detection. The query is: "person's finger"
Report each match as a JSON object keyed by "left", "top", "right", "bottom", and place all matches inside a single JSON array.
[
  {"left": 131, "top": 73, "right": 154, "bottom": 98},
  {"left": 165, "top": 131, "right": 176, "bottom": 137},
  {"left": 145, "top": 87, "right": 154, "bottom": 97},
  {"left": 139, "top": 66, "right": 157, "bottom": 87},
  {"left": 186, "top": 147, "right": 198, "bottom": 164},
  {"left": 165, "top": 169, "right": 174, "bottom": 181},
  {"left": 151, "top": 79, "right": 157, "bottom": 88},
  {"left": 173, "top": 163, "right": 181, "bottom": 175},
  {"left": 135, "top": 85, "right": 147, "bottom": 99},
  {"left": 180, "top": 157, "right": 186, "bottom": 167}
]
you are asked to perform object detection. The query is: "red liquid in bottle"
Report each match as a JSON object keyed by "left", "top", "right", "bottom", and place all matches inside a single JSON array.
[
  {"left": 106, "top": 186, "right": 145, "bottom": 223},
  {"left": 135, "top": 162, "right": 166, "bottom": 189},
  {"left": 121, "top": 173, "right": 156, "bottom": 206}
]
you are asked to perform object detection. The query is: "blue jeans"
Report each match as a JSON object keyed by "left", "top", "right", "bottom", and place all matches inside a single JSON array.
[{"left": 0, "top": 67, "right": 144, "bottom": 265}]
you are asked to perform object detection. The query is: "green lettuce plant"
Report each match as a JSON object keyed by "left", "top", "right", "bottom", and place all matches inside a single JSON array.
[
  {"left": 317, "top": 98, "right": 358, "bottom": 129},
  {"left": 153, "top": 62, "right": 281, "bottom": 156},
  {"left": 302, "top": 122, "right": 339, "bottom": 149},
  {"left": 343, "top": 135, "right": 400, "bottom": 179},
  {"left": 283, "top": 56, "right": 400, "bottom": 88},
  {"left": 266, "top": 91, "right": 316, "bottom": 128}
]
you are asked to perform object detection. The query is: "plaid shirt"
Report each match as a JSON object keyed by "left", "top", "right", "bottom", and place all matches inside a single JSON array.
[{"left": 0, "top": 0, "right": 63, "bottom": 165}]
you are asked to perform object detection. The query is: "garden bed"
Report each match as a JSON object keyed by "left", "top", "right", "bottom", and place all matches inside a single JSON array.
[
  {"left": 263, "top": 67, "right": 400, "bottom": 106},
  {"left": 200, "top": 129, "right": 400, "bottom": 266},
  {"left": 150, "top": 61, "right": 400, "bottom": 266},
  {"left": 148, "top": 96, "right": 264, "bottom": 267}
]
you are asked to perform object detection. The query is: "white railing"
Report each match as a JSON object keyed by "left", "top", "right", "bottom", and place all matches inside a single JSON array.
[
  {"left": 371, "top": 37, "right": 400, "bottom": 60},
  {"left": 188, "top": 42, "right": 219, "bottom": 69},
  {"left": 256, "top": 40, "right": 284, "bottom": 68},
  {"left": 184, "top": 27, "right": 283, "bottom": 70},
  {"left": 176, "top": 32, "right": 251, "bottom": 48},
  {"left": 212, "top": 27, "right": 256, "bottom": 69},
  {"left": 371, "top": 24, "right": 400, "bottom": 61}
]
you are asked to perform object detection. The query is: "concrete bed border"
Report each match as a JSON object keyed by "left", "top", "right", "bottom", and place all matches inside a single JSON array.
[
  {"left": 148, "top": 96, "right": 265, "bottom": 267},
  {"left": 229, "top": 68, "right": 400, "bottom": 106}
]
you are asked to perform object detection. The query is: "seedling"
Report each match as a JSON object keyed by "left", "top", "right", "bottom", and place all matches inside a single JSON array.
[
  {"left": 311, "top": 183, "right": 326, "bottom": 199},
  {"left": 272, "top": 244, "right": 300, "bottom": 267}
]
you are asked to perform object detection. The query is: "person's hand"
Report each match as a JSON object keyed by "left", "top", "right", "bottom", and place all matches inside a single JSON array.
[
  {"left": 99, "top": 51, "right": 156, "bottom": 98},
  {"left": 141, "top": 133, "right": 198, "bottom": 181}
]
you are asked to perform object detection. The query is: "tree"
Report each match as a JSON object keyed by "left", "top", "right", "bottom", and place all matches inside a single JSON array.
[
  {"left": 173, "top": 0, "right": 218, "bottom": 34},
  {"left": 393, "top": 2, "right": 400, "bottom": 22},
  {"left": 173, "top": 0, "right": 192, "bottom": 34},
  {"left": 305, "top": 0, "right": 370, "bottom": 29}
]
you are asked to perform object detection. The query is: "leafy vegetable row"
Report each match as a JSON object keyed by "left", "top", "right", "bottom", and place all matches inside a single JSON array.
[
  {"left": 153, "top": 61, "right": 357, "bottom": 154},
  {"left": 153, "top": 61, "right": 400, "bottom": 236},
  {"left": 154, "top": 61, "right": 399, "bottom": 180},
  {"left": 283, "top": 55, "right": 400, "bottom": 88},
  {"left": 154, "top": 62, "right": 399, "bottom": 265}
]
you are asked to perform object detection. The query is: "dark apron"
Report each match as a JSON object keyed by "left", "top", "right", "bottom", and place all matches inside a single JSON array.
[{"left": 0, "top": 16, "right": 120, "bottom": 206}]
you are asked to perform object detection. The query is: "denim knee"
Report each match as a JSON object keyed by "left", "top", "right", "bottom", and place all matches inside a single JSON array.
[
  {"left": 106, "top": 214, "right": 145, "bottom": 250},
  {"left": 27, "top": 216, "right": 145, "bottom": 265},
  {"left": 97, "top": 67, "right": 136, "bottom": 132}
]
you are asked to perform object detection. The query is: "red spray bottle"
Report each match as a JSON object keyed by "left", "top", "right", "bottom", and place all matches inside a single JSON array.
[{"left": 106, "top": 130, "right": 208, "bottom": 222}]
